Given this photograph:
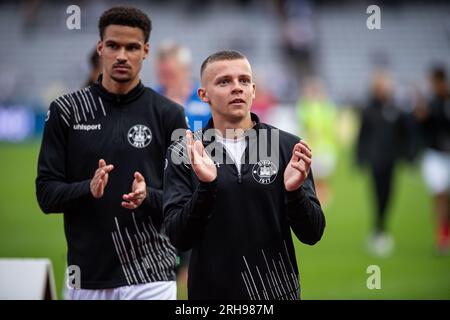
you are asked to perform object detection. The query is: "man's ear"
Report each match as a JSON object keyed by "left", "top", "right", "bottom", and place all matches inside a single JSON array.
[
  {"left": 252, "top": 83, "right": 256, "bottom": 99},
  {"left": 143, "top": 43, "right": 150, "bottom": 60},
  {"left": 96, "top": 40, "right": 103, "bottom": 57},
  {"left": 198, "top": 87, "right": 209, "bottom": 103}
]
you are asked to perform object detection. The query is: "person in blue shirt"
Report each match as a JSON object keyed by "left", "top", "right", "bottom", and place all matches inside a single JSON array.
[
  {"left": 154, "top": 41, "right": 211, "bottom": 131},
  {"left": 154, "top": 41, "right": 210, "bottom": 298}
]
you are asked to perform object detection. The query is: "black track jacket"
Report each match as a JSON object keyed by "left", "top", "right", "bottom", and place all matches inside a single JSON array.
[
  {"left": 163, "top": 113, "right": 325, "bottom": 300},
  {"left": 36, "top": 77, "right": 187, "bottom": 289}
]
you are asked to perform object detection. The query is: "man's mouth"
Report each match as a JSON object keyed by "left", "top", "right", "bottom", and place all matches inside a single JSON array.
[
  {"left": 229, "top": 98, "right": 245, "bottom": 104},
  {"left": 113, "top": 65, "right": 131, "bottom": 71}
]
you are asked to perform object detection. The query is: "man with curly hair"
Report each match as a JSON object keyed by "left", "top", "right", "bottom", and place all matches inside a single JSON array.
[{"left": 36, "top": 6, "right": 187, "bottom": 299}]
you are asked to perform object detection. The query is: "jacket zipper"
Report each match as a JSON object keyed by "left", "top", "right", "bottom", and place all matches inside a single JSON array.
[{"left": 219, "top": 139, "right": 247, "bottom": 184}]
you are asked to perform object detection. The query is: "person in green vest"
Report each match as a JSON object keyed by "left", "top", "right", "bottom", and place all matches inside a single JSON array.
[{"left": 296, "top": 77, "right": 338, "bottom": 206}]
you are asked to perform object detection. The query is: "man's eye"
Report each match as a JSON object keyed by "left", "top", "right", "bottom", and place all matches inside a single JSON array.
[
  {"left": 107, "top": 43, "right": 118, "bottom": 49},
  {"left": 240, "top": 79, "right": 250, "bottom": 84},
  {"left": 219, "top": 80, "right": 229, "bottom": 85}
]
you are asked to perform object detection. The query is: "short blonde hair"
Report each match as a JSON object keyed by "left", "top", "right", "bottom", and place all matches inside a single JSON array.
[{"left": 156, "top": 41, "right": 192, "bottom": 66}]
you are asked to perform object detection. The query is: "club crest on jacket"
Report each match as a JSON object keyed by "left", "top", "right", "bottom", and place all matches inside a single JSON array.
[
  {"left": 128, "top": 124, "right": 152, "bottom": 148},
  {"left": 252, "top": 160, "right": 278, "bottom": 184}
]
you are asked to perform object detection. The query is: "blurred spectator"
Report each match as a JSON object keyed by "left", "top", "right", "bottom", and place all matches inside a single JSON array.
[
  {"left": 251, "top": 75, "right": 277, "bottom": 123},
  {"left": 414, "top": 66, "right": 450, "bottom": 255},
  {"left": 356, "top": 70, "right": 412, "bottom": 257},
  {"left": 21, "top": 0, "right": 41, "bottom": 34},
  {"left": 84, "top": 48, "right": 103, "bottom": 87},
  {"left": 276, "top": 0, "right": 317, "bottom": 87},
  {"left": 296, "top": 77, "right": 337, "bottom": 206},
  {"left": 154, "top": 41, "right": 211, "bottom": 298},
  {"left": 154, "top": 41, "right": 211, "bottom": 131}
]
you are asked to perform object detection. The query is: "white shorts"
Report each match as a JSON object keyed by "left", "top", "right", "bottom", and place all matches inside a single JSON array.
[
  {"left": 421, "top": 149, "right": 450, "bottom": 195},
  {"left": 65, "top": 281, "right": 177, "bottom": 300}
]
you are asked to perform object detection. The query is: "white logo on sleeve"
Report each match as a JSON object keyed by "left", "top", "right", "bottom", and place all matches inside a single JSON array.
[
  {"left": 252, "top": 160, "right": 278, "bottom": 185},
  {"left": 128, "top": 124, "right": 152, "bottom": 148}
]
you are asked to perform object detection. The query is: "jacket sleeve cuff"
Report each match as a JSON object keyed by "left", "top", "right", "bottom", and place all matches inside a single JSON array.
[
  {"left": 82, "top": 180, "right": 92, "bottom": 197},
  {"left": 286, "top": 186, "right": 307, "bottom": 203},
  {"left": 198, "top": 178, "right": 218, "bottom": 192},
  {"left": 188, "top": 178, "right": 218, "bottom": 219}
]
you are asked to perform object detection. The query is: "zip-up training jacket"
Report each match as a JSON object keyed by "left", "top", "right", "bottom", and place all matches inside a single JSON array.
[
  {"left": 163, "top": 113, "right": 325, "bottom": 300},
  {"left": 36, "top": 76, "right": 188, "bottom": 289}
]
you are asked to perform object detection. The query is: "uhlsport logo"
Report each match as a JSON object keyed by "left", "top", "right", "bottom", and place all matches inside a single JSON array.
[
  {"left": 73, "top": 123, "right": 101, "bottom": 131},
  {"left": 252, "top": 160, "right": 278, "bottom": 184},
  {"left": 128, "top": 124, "right": 152, "bottom": 148}
]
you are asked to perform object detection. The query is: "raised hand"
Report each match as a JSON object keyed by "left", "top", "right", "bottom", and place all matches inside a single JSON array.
[
  {"left": 186, "top": 130, "right": 217, "bottom": 183},
  {"left": 121, "top": 171, "right": 147, "bottom": 210},
  {"left": 284, "top": 140, "right": 312, "bottom": 192},
  {"left": 90, "top": 159, "right": 114, "bottom": 198}
]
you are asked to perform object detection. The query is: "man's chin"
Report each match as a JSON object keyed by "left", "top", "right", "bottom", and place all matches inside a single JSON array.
[
  {"left": 227, "top": 108, "right": 250, "bottom": 122},
  {"left": 111, "top": 74, "right": 133, "bottom": 83}
]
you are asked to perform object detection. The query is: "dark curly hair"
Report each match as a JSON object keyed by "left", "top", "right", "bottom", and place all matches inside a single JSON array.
[{"left": 98, "top": 6, "right": 152, "bottom": 43}]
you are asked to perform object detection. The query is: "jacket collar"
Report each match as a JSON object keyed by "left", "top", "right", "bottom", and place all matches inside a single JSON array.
[
  {"left": 203, "top": 112, "right": 262, "bottom": 132},
  {"left": 201, "top": 112, "right": 262, "bottom": 147},
  {"left": 92, "top": 74, "right": 145, "bottom": 105}
]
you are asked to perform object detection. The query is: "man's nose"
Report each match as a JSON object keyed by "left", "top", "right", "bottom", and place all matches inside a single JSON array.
[
  {"left": 231, "top": 80, "right": 243, "bottom": 94},
  {"left": 116, "top": 48, "right": 127, "bottom": 62}
]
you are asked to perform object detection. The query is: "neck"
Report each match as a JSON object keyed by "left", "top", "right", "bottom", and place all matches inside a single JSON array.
[
  {"left": 213, "top": 113, "right": 254, "bottom": 139},
  {"left": 102, "top": 74, "right": 140, "bottom": 95}
]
